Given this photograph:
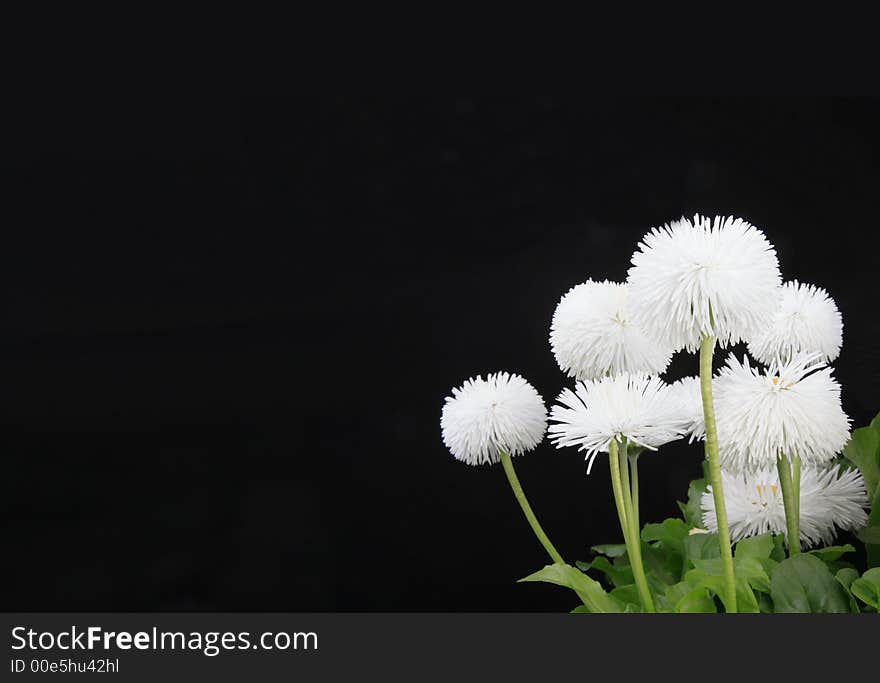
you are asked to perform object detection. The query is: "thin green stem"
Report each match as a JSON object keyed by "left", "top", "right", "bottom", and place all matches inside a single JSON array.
[
  {"left": 630, "top": 452, "right": 640, "bottom": 526},
  {"left": 608, "top": 439, "right": 630, "bottom": 544},
  {"left": 793, "top": 456, "right": 801, "bottom": 532},
  {"left": 699, "top": 334, "right": 738, "bottom": 613},
  {"left": 777, "top": 454, "right": 801, "bottom": 556},
  {"left": 499, "top": 449, "right": 565, "bottom": 565},
  {"left": 613, "top": 439, "right": 655, "bottom": 613}
]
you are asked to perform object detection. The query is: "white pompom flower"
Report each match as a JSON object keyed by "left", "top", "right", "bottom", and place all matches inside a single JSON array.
[
  {"left": 701, "top": 465, "right": 868, "bottom": 548},
  {"left": 627, "top": 214, "right": 782, "bottom": 352},
  {"left": 714, "top": 352, "right": 851, "bottom": 473},
  {"left": 548, "top": 374, "right": 687, "bottom": 473},
  {"left": 549, "top": 279, "right": 673, "bottom": 380},
  {"left": 747, "top": 280, "right": 843, "bottom": 365},
  {"left": 668, "top": 376, "right": 706, "bottom": 442},
  {"left": 441, "top": 372, "right": 547, "bottom": 466}
]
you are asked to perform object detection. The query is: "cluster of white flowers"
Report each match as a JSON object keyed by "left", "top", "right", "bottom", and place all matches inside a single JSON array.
[
  {"left": 701, "top": 465, "right": 868, "bottom": 548},
  {"left": 714, "top": 352, "right": 851, "bottom": 473},
  {"left": 440, "top": 212, "right": 865, "bottom": 547}
]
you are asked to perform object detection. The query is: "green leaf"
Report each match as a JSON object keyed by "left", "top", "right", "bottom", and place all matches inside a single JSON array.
[
  {"left": 735, "top": 533, "right": 775, "bottom": 560},
  {"left": 870, "top": 411, "right": 880, "bottom": 432},
  {"left": 570, "top": 605, "right": 591, "bottom": 614},
  {"left": 640, "top": 541, "right": 680, "bottom": 586},
  {"left": 735, "top": 535, "right": 780, "bottom": 582},
  {"left": 835, "top": 568, "right": 861, "bottom": 613},
  {"left": 769, "top": 554, "right": 851, "bottom": 613},
  {"left": 770, "top": 534, "right": 787, "bottom": 562},
  {"left": 684, "top": 567, "right": 759, "bottom": 613},
  {"left": 675, "top": 587, "right": 717, "bottom": 613},
  {"left": 693, "top": 556, "right": 771, "bottom": 594},
  {"left": 857, "top": 526, "right": 880, "bottom": 544},
  {"left": 581, "top": 556, "right": 634, "bottom": 588},
  {"left": 591, "top": 544, "right": 627, "bottom": 558},
  {"left": 807, "top": 544, "right": 856, "bottom": 563},
  {"left": 519, "top": 563, "right": 618, "bottom": 613},
  {"left": 807, "top": 544, "right": 857, "bottom": 574},
  {"left": 678, "top": 477, "right": 709, "bottom": 529},
  {"left": 609, "top": 584, "right": 642, "bottom": 612},
  {"left": 683, "top": 532, "right": 720, "bottom": 571},
  {"left": 843, "top": 426, "right": 880, "bottom": 495},
  {"left": 642, "top": 518, "right": 689, "bottom": 557},
  {"left": 757, "top": 591, "right": 775, "bottom": 613},
  {"left": 657, "top": 581, "right": 692, "bottom": 612},
  {"left": 850, "top": 568, "right": 880, "bottom": 610}
]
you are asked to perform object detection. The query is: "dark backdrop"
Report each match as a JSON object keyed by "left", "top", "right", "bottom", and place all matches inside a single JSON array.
[{"left": 1, "top": 97, "right": 878, "bottom": 611}]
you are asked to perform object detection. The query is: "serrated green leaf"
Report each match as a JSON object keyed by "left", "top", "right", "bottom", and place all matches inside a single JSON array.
[
  {"left": 519, "top": 563, "right": 618, "bottom": 613},
  {"left": 769, "top": 554, "right": 851, "bottom": 613},
  {"left": 850, "top": 568, "right": 880, "bottom": 610}
]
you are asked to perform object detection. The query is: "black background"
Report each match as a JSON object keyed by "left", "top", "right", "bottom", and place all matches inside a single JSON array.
[{"left": 1, "top": 97, "right": 878, "bottom": 612}]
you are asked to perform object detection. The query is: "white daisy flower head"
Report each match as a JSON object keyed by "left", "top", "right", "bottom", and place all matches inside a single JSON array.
[
  {"left": 627, "top": 214, "right": 782, "bottom": 352},
  {"left": 549, "top": 279, "right": 673, "bottom": 381},
  {"left": 441, "top": 372, "right": 547, "bottom": 466},
  {"left": 701, "top": 465, "right": 868, "bottom": 548},
  {"left": 714, "top": 352, "right": 851, "bottom": 473},
  {"left": 747, "top": 280, "right": 843, "bottom": 365},
  {"left": 548, "top": 373, "right": 687, "bottom": 474},
  {"left": 668, "top": 375, "right": 706, "bottom": 442}
]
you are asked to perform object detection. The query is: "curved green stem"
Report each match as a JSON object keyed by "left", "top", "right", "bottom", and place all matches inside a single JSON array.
[
  {"left": 699, "top": 334, "right": 738, "bottom": 613},
  {"left": 777, "top": 454, "right": 801, "bottom": 556},
  {"left": 500, "top": 449, "right": 565, "bottom": 565},
  {"left": 611, "top": 439, "right": 655, "bottom": 613}
]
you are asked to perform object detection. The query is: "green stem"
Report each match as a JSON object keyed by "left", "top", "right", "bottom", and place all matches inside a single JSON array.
[
  {"left": 793, "top": 456, "right": 801, "bottom": 534},
  {"left": 699, "top": 334, "right": 738, "bottom": 613},
  {"left": 630, "top": 452, "right": 640, "bottom": 527},
  {"left": 500, "top": 449, "right": 565, "bottom": 565},
  {"left": 612, "top": 439, "right": 655, "bottom": 613},
  {"left": 608, "top": 439, "right": 630, "bottom": 544},
  {"left": 777, "top": 454, "right": 801, "bottom": 556}
]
